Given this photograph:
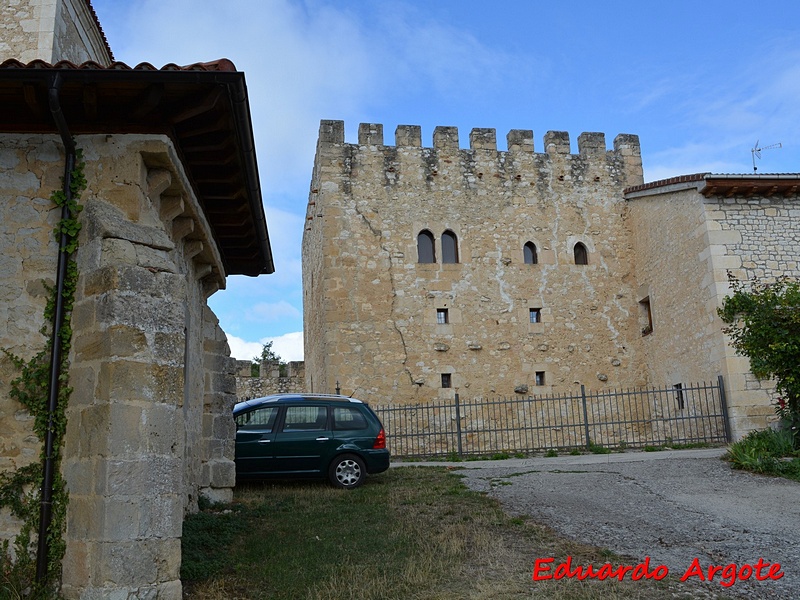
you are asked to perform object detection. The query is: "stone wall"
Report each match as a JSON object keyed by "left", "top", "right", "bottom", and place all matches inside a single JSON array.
[
  {"left": 235, "top": 360, "right": 306, "bottom": 399},
  {"left": 303, "top": 121, "right": 646, "bottom": 407},
  {"left": 626, "top": 179, "right": 800, "bottom": 437},
  {"left": 0, "top": 0, "right": 111, "bottom": 65},
  {"left": 0, "top": 133, "right": 238, "bottom": 598},
  {"left": 0, "top": 134, "right": 63, "bottom": 543}
]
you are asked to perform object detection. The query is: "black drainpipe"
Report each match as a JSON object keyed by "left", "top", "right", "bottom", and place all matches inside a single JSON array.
[{"left": 36, "top": 72, "right": 77, "bottom": 583}]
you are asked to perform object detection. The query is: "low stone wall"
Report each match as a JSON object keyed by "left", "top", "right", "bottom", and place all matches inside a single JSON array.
[{"left": 235, "top": 360, "right": 306, "bottom": 399}]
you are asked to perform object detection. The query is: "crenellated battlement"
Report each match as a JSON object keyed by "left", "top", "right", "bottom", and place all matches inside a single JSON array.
[
  {"left": 314, "top": 120, "right": 643, "bottom": 189},
  {"left": 318, "top": 120, "right": 641, "bottom": 159}
]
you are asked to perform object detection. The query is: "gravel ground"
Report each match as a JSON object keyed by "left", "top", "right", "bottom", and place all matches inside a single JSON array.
[{"left": 401, "top": 449, "right": 800, "bottom": 599}]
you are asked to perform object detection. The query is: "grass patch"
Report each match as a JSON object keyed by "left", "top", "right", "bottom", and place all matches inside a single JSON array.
[
  {"left": 587, "top": 441, "right": 611, "bottom": 454},
  {"left": 725, "top": 428, "right": 800, "bottom": 480},
  {"left": 182, "top": 469, "right": 723, "bottom": 599}
]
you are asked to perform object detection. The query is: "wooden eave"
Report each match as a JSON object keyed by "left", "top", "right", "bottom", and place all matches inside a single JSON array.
[{"left": 0, "top": 59, "right": 274, "bottom": 276}]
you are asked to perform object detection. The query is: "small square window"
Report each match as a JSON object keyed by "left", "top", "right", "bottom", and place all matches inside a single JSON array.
[
  {"left": 436, "top": 308, "right": 449, "bottom": 324},
  {"left": 529, "top": 308, "right": 541, "bottom": 323},
  {"left": 535, "top": 371, "right": 545, "bottom": 386},
  {"left": 441, "top": 373, "right": 452, "bottom": 388}
]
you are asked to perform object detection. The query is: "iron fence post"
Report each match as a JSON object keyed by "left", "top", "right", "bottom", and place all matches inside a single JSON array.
[
  {"left": 581, "top": 385, "right": 591, "bottom": 449},
  {"left": 717, "top": 375, "right": 732, "bottom": 442},
  {"left": 454, "top": 392, "right": 463, "bottom": 456}
]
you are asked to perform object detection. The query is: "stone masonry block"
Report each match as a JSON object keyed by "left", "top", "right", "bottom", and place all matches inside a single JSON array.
[
  {"left": 138, "top": 494, "right": 183, "bottom": 538},
  {"left": 208, "top": 458, "right": 236, "bottom": 488},
  {"left": 433, "top": 126, "right": 459, "bottom": 151},
  {"left": 507, "top": 129, "right": 534, "bottom": 152},
  {"left": 100, "top": 498, "right": 141, "bottom": 541},
  {"left": 143, "top": 404, "right": 181, "bottom": 455},
  {"left": 66, "top": 364, "right": 97, "bottom": 407},
  {"left": 66, "top": 495, "right": 106, "bottom": 540},
  {"left": 469, "top": 128, "right": 497, "bottom": 151},
  {"left": 75, "top": 404, "right": 111, "bottom": 458},
  {"left": 61, "top": 540, "right": 90, "bottom": 594},
  {"left": 98, "top": 360, "right": 154, "bottom": 403},
  {"left": 358, "top": 123, "right": 383, "bottom": 146},
  {"left": 107, "top": 403, "right": 145, "bottom": 457},
  {"left": 578, "top": 132, "right": 606, "bottom": 155},
  {"left": 95, "top": 540, "right": 158, "bottom": 586},
  {"left": 318, "top": 120, "right": 345, "bottom": 145},
  {"left": 395, "top": 125, "right": 421, "bottom": 147},
  {"left": 544, "top": 131, "right": 570, "bottom": 155}
]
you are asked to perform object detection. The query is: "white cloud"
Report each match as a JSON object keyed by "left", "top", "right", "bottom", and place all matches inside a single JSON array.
[
  {"left": 268, "top": 331, "right": 305, "bottom": 362},
  {"left": 226, "top": 336, "right": 264, "bottom": 363},
  {"left": 226, "top": 331, "right": 304, "bottom": 363}
]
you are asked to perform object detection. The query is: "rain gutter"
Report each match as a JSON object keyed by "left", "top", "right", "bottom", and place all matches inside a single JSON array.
[{"left": 36, "top": 72, "right": 76, "bottom": 583}]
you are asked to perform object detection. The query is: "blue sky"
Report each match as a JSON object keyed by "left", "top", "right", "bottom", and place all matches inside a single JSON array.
[{"left": 90, "top": 0, "right": 800, "bottom": 362}]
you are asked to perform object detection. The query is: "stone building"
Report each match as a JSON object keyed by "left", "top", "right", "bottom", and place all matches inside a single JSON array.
[
  {"left": 302, "top": 120, "right": 799, "bottom": 439},
  {"left": 0, "top": 1, "right": 273, "bottom": 598}
]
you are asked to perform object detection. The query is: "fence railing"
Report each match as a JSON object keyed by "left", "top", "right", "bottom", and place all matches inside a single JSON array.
[{"left": 373, "top": 376, "right": 730, "bottom": 458}]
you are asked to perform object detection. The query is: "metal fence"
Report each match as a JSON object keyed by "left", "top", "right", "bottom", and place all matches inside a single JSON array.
[{"left": 373, "top": 376, "right": 731, "bottom": 458}]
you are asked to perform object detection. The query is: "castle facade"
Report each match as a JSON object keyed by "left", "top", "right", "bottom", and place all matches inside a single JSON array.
[{"left": 303, "top": 120, "right": 800, "bottom": 439}]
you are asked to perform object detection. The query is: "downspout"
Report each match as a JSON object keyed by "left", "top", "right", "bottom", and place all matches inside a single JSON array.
[{"left": 36, "top": 72, "right": 77, "bottom": 583}]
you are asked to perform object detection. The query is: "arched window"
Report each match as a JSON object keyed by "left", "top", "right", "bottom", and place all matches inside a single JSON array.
[
  {"left": 573, "top": 242, "right": 588, "bottom": 265},
  {"left": 442, "top": 230, "right": 459, "bottom": 263},
  {"left": 523, "top": 242, "right": 538, "bottom": 265},
  {"left": 417, "top": 230, "right": 436, "bottom": 263}
]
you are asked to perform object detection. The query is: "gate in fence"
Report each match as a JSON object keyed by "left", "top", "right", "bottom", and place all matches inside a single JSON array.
[{"left": 373, "top": 376, "right": 731, "bottom": 458}]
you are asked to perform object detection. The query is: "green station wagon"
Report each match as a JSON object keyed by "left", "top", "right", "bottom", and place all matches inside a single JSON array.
[{"left": 233, "top": 394, "right": 390, "bottom": 489}]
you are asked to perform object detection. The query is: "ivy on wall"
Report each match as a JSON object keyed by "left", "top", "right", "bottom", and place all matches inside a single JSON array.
[{"left": 1, "top": 150, "right": 85, "bottom": 597}]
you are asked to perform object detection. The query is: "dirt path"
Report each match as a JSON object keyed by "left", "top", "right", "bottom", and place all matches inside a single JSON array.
[{"left": 446, "top": 449, "right": 798, "bottom": 599}]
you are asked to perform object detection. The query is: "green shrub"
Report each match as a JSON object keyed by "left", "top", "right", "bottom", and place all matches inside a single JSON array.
[{"left": 726, "top": 428, "right": 800, "bottom": 480}]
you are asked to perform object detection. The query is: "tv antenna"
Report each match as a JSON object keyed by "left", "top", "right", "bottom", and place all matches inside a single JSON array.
[{"left": 751, "top": 140, "right": 782, "bottom": 172}]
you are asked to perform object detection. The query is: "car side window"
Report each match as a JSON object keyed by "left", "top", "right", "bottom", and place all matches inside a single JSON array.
[
  {"left": 282, "top": 405, "right": 328, "bottom": 432},
  {"left": 236, "top": 406, "right": 278, "bottom": 432},
  {"left": 332, "top": 406, "right": 368, "bottom": 430}
]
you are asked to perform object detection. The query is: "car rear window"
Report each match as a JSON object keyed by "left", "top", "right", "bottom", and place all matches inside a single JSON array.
[{"left": 332, "top": 406, "right": 368, "bottom": 430}]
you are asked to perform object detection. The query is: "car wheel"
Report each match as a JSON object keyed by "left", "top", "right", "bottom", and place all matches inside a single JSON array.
[{"left": 328, "top": 454, "right": 366, "bottom": 489}]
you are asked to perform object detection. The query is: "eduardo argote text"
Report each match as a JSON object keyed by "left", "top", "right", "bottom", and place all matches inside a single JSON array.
[{"left": 533, "top": 556, "right": 784, "bottom": 588}]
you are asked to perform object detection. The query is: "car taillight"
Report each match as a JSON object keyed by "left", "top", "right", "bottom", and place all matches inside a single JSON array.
[{"left": 373, "top": 428, "right": 386, "bottom": 449}]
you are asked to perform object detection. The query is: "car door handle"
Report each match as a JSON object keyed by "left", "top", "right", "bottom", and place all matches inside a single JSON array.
[
  {"left": 258, "top": 439, "right": 272, "bottom": 444},
  {"left": 316, "top": 437, "right": 330, "bottom": 441}
]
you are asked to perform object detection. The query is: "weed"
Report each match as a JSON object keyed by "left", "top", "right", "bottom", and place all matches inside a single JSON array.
[
  {"left": 545, "top": 449, "right": 558, "bottom": 458},
  {"left": 725, "top": 428, "right": 800, "bottom": 480},
  {"left": 587, "top": 441, "right": 611, "bottom": 454}
]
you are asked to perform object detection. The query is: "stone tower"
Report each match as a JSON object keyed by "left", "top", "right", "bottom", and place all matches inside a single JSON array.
[
  {"left": 303, "top": 121, "right": 645, "bottom": 405},
  {"left": 0, "top": 0, "right": 112, "bottom": 65}
]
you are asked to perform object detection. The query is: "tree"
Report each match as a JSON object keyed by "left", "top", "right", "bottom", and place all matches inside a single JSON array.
[
  {"left": 718, "top": 274, "right": 800, "bottom": 446},
  {"left": 251, "top": 341, "right": 287, "bottom": 377}
]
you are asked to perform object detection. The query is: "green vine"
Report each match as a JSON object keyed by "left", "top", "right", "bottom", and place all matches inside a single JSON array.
[{"left": 1, "top": 149, "right": 85, "bottom": 597}]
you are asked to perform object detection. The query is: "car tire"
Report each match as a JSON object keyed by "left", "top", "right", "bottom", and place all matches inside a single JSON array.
[{"left": 328, "top": 454, "right": 366, "bottom": 489}]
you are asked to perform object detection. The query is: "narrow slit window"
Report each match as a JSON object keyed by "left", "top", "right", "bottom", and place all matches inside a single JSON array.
[
  {"left": 639, "top": 297, "right": 653, "bottom": 336},
  {"left": 574, "top": 242, "right": 588, "bottom": 265},
  {"left": 436, "top": 308, "right": 449, "bottom": 324},
  {"left": 529, "top": 308, "right": 541, "bottom": 323},
  {"left": 441, "top": 230, "right": 459, "bottom": 263},
  {"left": 674, "top": 383, "right": 685, "bottom": 410},
  {"left": 535, "top": 371, "right": 546, "bottom": 386},
  {"left": 417, "top": 229, "right": 436, "bottom": 263},
  {"left": 523, "top": 242, "right": 538, "bottom": 265},
  {"left": 441, "top": 373, "right": 452, "bottom": 388}
]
